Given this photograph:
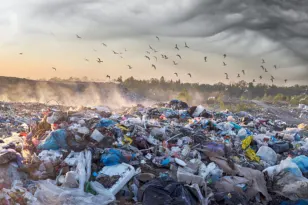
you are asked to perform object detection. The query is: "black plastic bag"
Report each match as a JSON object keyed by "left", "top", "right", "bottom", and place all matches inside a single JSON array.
[{"left": 138, "top": 177, "right": 198, "bottom": 205}]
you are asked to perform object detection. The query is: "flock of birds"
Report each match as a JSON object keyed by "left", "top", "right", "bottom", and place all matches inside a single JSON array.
[{"left": 19, "top": 34, "right": 288, "bottom": 84}]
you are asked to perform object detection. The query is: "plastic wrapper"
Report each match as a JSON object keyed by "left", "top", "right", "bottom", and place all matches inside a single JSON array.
[
  {"left": 33, "top": 180, "right": 115, "bottom": 205},
  {"left": 37, "top": 129, "right": 68, "bottom": 150}
]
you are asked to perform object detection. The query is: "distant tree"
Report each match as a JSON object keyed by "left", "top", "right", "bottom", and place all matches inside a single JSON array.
[
  {"left": 82, "top": 76, "right": 88, "bottom": 82},
  {"left": 116, "top": 76, "right": 123, "bottom": 83}
]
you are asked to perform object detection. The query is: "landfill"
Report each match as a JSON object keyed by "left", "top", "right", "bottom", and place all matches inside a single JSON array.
[{"left": 0, "top": 100, "right": 308, "bottom": 205}]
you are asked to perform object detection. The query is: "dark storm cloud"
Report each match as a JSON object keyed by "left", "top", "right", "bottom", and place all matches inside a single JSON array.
[
  {"left": 30, "top": 0, "right": 308, "bottom": 55},
  {"left": 7, "top": 0, "right": 308, "bottom": 81}
]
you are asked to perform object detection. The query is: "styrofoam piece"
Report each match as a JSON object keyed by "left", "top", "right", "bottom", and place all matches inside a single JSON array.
[
  {"left": 90, "top": 129, "right": 105, "bottom": 142},
  {"left": 175, "top": 158, "right": 187, "bottom": 167},
  {"left": 77, "top": 127, "right": 90, "bottom": 135},
  {"left": 192, "top": 105, "right": 205, "bottom": 117},
  {"left": 98, "top": 163, "right": 135, "bottom": 195}
]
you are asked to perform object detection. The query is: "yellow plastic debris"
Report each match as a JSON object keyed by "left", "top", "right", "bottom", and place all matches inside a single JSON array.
[
  {"left": 117, "top": 124, "right": 129, "bottom": 131},
  {"left": 245, "top": 147, "right": 260, "bottom": 162},
  {"left": 241, "top": 136, "right": 253, "bottom": 150},
  {"left": 123, "top": 135, "right": 133, "bottom": 144},
  {"left": 298, "top": 123, "right": 308, "bottom": 130}
]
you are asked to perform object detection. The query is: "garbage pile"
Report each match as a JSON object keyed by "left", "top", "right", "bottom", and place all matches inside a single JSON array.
[{"left": 1, "top": 100, "right": 308, "bottom": 205}]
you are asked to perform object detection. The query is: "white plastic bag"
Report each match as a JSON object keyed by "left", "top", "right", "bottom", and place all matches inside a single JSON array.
[
  {"left": 276, "top": 158, "right": 303, "bottom": 178},
  {"left": 256, "top": 146, "right": 277, "bottom": 165},
  {"left": 33, "top": 180, "right": 115, "bottom": 205}
]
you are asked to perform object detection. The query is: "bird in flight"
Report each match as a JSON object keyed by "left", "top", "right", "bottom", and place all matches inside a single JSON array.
[
  {"left": 161, "top": 54, "right": 164, "bottom": 58},
  {"left": 120, "top": 56, "right": 123, "bottom": 59},
  {"left": 224, "top": 73, "right": 229, "bottom": 79},
  {"left": 185, "top": 42, "right": 189, "bottom": 48},
  {"left": 262, "top": 59, "right": 265, "bottom": 63},
  {"left": 152, "top": 64, "right": 156, "bottom": 70},
  {"left": 93, "top": 49, "right": 97, "bottom": 52},
  {"left": 102, "top": 43, "right": 107, "bottom": 47},
  {"left": 128, "top": 65, "right": 132, "bottom": 69},
  {"left": 174, "top": 73, "right": 178, "bottom": 77},
  {"left": 252, "top": 79, "right": 256, "bottom": 83},
  {"left": 52, "top": 67, "right": 57, "bottom": 71},
  {"left": 223, "top": 62, "right": 227, "bottom": 66},
  {"left": 175, "top": 44, "right": 179, "bottom": 50},
  {"left": 97, "top": 58, "right": 103, "bottom": 63},
  {"left": 223, "top": 54, "right": 227, "bottom": 58},
  {"left": 106, "top": 75, "right": 111, "bottom": 80},
  {"left": 173, "top": 61, "right": 178, "bottom": 65},
  {"left": 261, "top": 65, "right": 265, "bottom": 70},
  {"left": 19, "top": 53, "right": 23, "bottom": 55},
  {"left": 237, "top": 74, "right": 240, "bottom": 78},
  {"left": 113, "top": 51, "right": 118, "bottom": 54},
  {"left": 156, "top": 36, "right": 160, "bottom": 41},
  {"left": 270, "top": 78, "right": 274, "bottom": 83},
  {"left": 84, "top": 58, "right": 89, "bottom": 62},
  {"left": 271, "top": 75, "right": 275, "bottom": 80},
  {"left": 124, "top": 48, "right": 127, "bottom": 52},
  {"left": 187, "top": 73, "right": 192, "bottom": 78},
  {"left": 153, "top": 56, "right": 157, "bottom": 61},
  {"left": 274, "top": 65, "right": 277, "bottom": 69},
  {"left": 145, "top": 55, "right": 150, "bottom": 60},
  {"left": 164, "top": 55, "right": 168, "bottom": 59},
  {"left": 259, "top": 75, "right": 262, "bottom": 80},
  {"left": 153, "top": 49, "right": 158, "bottom": 53},
  {"left": 265, "top": 68, "right": 268, "bottom": 72},
  {"left": 204, "top": 57, "right": 207, "bottom": 62},
  {"left": 242, "top": 70, "right": 245, "bottom": 75},
  {"left": 176, "top": 54, "right": 182, "bottom": 59},
  {"left": 284, "top": 79, "right": 287, "bottom": 83},
  {"left": 76, "top": 34, "right": 82, "bottom": 39},
  {"left": 146, "top": 51, "right": 150, "bottom": 54},
  {"left": 149, "top": 45, "right": 153, "bottom": 50}
]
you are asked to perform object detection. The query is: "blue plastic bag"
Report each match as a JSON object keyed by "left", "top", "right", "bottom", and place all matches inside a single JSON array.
[
  {"left": 230, "top": 122, "right": 242, "bottom": 130},
  {"left": 37, "top": 129, "right": 68, "bottom": 150},
  {"left": 281, "top": 200, "right": 308, "bottom": 205},
  {"left": 292, "top": 155, "right": 308, "bottom": 174},
  {"left": 100, "top": 149, "right": 124, "bottom": 166},
  {"left": 163, "top": 109, "right": 178, "bottom": 118},
  {"left": 96, "top": 118, "right": 116, "bottom": 128},
  {"left": 100, "top": 149, "right": 135, "bottom": 166}
]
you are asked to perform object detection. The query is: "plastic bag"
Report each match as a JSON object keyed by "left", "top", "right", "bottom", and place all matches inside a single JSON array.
[
  {"left": 33, "top": 180, "right": 115, "bottom": 205},
  {"left": 137, "top": 177, "right": 198, "bottom": 205},
  {"left": 277, "top": 158, "right": 303, "bottom": 178},
  {"left": 198, "top": 162, "right": 222, "bottom": 184},
  {"left": 245, "top": 148, "right": 260, "bottom": 162},
  {"left": 96, "top": 118, "right": 116, "bottom": 128},
  {"left": 241, "top": 136, "right": 253, "bottom": 150},
  {"left": 256, "top": 146, "right": 277, "bottom": 165},
  {"left": 100, "top": 149, "right": 134, "bottom": 166},
  {"left": 37, "top": 129, "right": 68, "bottom": 150},
  {"left": 237, "top": 128, "right": 247, "bottom": 139},
  {"left": 292, "top": 155, "right": 308, "bottom": 174}
]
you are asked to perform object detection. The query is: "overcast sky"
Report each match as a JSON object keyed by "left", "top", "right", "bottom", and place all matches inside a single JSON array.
[{"left": 0, "top": 0, "right": 307, "bottom": 85}]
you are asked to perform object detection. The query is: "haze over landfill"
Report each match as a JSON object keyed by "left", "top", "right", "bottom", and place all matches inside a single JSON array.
[{"left": 0, "top": 0, "right": 307, "bottom": 85}]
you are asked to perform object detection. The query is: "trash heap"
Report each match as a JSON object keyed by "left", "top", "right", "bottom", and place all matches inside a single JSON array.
[{"left": 0, "top": 100, "right": 308, "bottom": 205}]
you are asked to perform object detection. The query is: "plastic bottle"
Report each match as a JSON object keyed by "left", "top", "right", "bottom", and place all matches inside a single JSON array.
[{"left": 181, "top": 145, "right": 191, "bottom": 158}]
